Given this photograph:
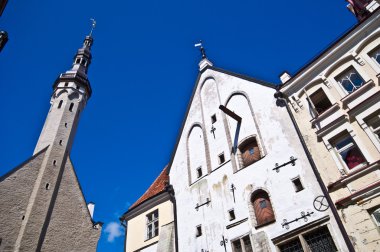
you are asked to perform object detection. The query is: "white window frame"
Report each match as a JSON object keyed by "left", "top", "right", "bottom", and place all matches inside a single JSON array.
[
  {"left": 332, "top": 134, "right": 367, "bottom": 171},
  {"left": 146, "top": 209, "right": 159, "bottom": 240},
  {"left": 335, "top": 66, "right": 365, "bottom": 95}
]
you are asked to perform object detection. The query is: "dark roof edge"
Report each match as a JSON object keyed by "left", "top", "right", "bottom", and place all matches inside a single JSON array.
[
  {"left": 0, "top": 146, "right": 50, "bottom": 182},
  {"left": 280, "top": 7, "right": 380, "bottom": 89}
]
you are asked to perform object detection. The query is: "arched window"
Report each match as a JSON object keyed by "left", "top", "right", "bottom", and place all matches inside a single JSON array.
[
  {"left": 238, "top": 137, "right": 261, "bottom": 168},
  {"left": 58, "top": 100, "right": 63, "bottom": 109},
  {"left": 251, "top": 190, "right": 275, "bottom": 227}
]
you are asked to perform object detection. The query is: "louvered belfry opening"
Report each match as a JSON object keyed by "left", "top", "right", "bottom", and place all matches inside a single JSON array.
[{"left": 251, "top": 190, "right": 275, "bottom": 226}]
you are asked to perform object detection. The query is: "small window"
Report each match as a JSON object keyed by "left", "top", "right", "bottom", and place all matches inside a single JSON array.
[
  {"left": 331, "top": 133, "right": 367, "bottom": 170},
  {"left": 249, "top": 148, "right": 254, "bottom": 155},
  {"left": 218, "top": 153, "right": 225, "bottom": 164},
  {"left": 228, "top": 209, "right": 236, "bottom": 221},
  {"left": 58, "top": 100, "right": 63, "bottom": 109},
  {"left": 45, "top": 183, "right": 50, "bottom": 190},
  {"left": 196, "top": 225, "right": 202, "bottom": 237},
  {"left": 196, "top": 167, "right": 203, "bottom": 178},
  {"left": 75, "top": 58, "right": 80, "bottom": 64},
  {"left": 53, "top": 160, "right": 56, "bottom": 166},
  {"left": 308, "top": 88, "right": 333, "bottom": 115},
  {"left": 211, "top": 114, "right": 217, "bottom": 124},
  {"left": 259, "top": 199, "right": 267, "bottom": 209},
  {"left": 232, "top": 235, "right": 253, "bottom": 252},
  {"left": 76, "top": 85, "right": 80, "bottom": 90},
  {"left": 64, "top": 123, "right": 68, "bottom": 128},
  {"left": 292, "top": 177, "right": 304, "bottom": 192},
  {"left": 64, "top": 82, "right": 69, "bottom": 87},
  {"left": 336, "top": 67, "right": 365, "bottom": 94},
  {"left": 146, "top": 210, "right": 159, "bottom": 240},
  {"left": 365, "top": 112, "right": 380, "bottom": 142},
  {"left": 370, "top": 47, "right": 380, "bottom": 65},
  {"left": 22, "top": 215, "right": 25, "bottom": 220},
  {"left": 369, "top": 207, "right": 380, "bottom": 227},
  {"left": 81, "top": 59, "right": 87, "bottom": 66},
  {"left": 69, "top": 103, "right": 74, "bottom": 112},
  {"left": 59, "top": 140, "right": 63, "bottom": 146}
]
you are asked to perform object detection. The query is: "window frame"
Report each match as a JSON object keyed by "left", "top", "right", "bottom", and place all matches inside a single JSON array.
[
  {"left": 146, "top": 209, "right": 159, "bottom": 240},
  {"left": 369, "top": 207, "right": 380, "bottom": 228},
  {"left": 335, "top": 66, "right": 365, "bottom": 95},
  {"left": 231, "top": 234, "right": 253, "bottom": 252},
  {"left": 369, "top": 46, "right": 380, "bottom": 66},
  {"left": 331, "top": 133, "right": 367, "bottom": 171},
  {"left": 366, "top": 113, "right": 380, "bottom": 143}
]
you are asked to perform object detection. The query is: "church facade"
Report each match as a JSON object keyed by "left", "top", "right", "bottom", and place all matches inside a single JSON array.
[{"left": 0, "top": 35, "right": 102, "bottom": 251}]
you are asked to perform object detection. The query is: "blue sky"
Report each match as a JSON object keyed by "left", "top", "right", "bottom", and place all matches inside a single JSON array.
[{"left": 0, "top": 1, "right": 357, "bottom": 251}]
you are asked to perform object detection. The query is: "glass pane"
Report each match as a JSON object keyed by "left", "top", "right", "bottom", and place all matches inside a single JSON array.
[
  {"left": 279, "top": 238, "right": 304, "bottom": 252},
  {"left": 232, "top": 240, "right": 243, "bottom": 252},
  {"left": 374, "top": 53, "right": 380, "bottom": 64},
  {"left": 340, "top": 146, "right": 366, "bottom": 169},
  {"left": 335, "top": 136, "right": 353, "bottom": 150},
  {"left": 340, "top": 79, "right": 354, "bottom": 93},
  {"left": 243, "top": 236, "right": 253, "bottom": 252},
  {"left": 304, "top": 226, "right": 337, "bottom": 252},
  {"left": 350, "top": 72, "right": 364, "bottom": 88},
  {"left": 259, "top": 199, "right": 267, "bottom": 209},
  {"left": 372, "top": 209, "right": 380, "bottom": 224}
]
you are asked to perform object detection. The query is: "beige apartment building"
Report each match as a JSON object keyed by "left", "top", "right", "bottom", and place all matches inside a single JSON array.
[{"left": 279, "top": 1, "right": 380, "bottom": 251}]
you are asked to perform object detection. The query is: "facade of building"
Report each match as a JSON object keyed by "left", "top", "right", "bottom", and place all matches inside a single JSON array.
[
  {"left": 0, "top": 35, "right": 102, "bottom": 251},
  {"left": 120, "top": 167, "right": 176, "bottom": 252},
  {"left": 279, "top": 1, "right": 380, "bottom": 251},
  {"left": 166, "top": 56, "right": 351, "bottom": 252}
]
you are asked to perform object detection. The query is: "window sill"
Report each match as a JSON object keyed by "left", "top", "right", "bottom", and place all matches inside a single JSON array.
[
  {"left": 328, "top": 160, "right": 380, "bottom": 192},
  {"left": 144, "top": 234, "right": 159, "bottom": 242},
  {"left": 340, "top": 79, "right": 375, "bottom": 109},
  {"left": 254, "top": 219, "right": 276, "bottom": 229}
]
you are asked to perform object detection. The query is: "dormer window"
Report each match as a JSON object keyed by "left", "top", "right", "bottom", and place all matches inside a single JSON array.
[{"left": 336, "top": 67, "right": 365, "bottom": 94}]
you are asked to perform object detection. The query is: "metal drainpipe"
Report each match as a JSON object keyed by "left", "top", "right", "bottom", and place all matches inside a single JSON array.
[
  {"left": 274, "top": 91, "right": 355, "bottom": 252},
  {"left": 166, "top": 184, "right": 179, "bottom": 252}
]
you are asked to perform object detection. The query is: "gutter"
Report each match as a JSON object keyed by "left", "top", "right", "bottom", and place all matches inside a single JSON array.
[{"left": 274, "top": 90, "right": 355, "bottom": 252}]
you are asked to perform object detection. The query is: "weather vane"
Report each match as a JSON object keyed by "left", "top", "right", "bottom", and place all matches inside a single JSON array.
[
  {"left": 194, "top": 40, "right": 206, "bottom": 59},
  {"left": 89, "top": 18, "right": 96, "bottom": 36}
]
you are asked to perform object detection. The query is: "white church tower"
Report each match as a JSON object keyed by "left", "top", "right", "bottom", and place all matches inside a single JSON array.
[{"left": 0, "top": 34, "right": 102, "bottom": 251}]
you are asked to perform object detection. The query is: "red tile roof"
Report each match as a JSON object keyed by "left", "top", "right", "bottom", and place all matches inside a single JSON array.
[{"left": 129, "top": 166, "right": 169, "bottom": 209}]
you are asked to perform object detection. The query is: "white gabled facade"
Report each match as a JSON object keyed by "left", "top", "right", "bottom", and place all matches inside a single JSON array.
[{"left": 168, "top": 59, "right": 349, "bottom": 252}]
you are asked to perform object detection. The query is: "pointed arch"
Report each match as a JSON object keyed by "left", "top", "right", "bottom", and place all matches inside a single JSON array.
[{"left": 186, "top": 123, "right": 210, "bottom": 184}]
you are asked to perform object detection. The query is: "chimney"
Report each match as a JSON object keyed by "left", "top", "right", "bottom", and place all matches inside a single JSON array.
[
  {"left": 87, "top": 202, "right": 95, "bottom": 219},
  {"left": 279, "top": 71, "right": 291, "bottom": 84}
]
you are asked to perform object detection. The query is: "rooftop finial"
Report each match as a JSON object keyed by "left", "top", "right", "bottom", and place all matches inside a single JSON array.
[
  {"left": 89, "top": 18, "right": 96, "bottom": 37},
  {"left": 194, "top": 40, "right": 206, "bottom": 59}
]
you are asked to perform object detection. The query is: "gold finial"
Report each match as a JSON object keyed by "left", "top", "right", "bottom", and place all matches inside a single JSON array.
[{"left": 89, "top": 18, "right": 96, "bottom": 36}]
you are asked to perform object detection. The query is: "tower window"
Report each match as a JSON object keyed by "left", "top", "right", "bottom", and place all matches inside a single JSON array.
[
  {"left": 196, "top": 225, "right": 202, "bottom": 237},
  {"left": 22, "top": 215, "right": 25, "bottom": 220},
  {"left": 64, "top": 82, "right": 69, "bottom": 87},
  {"left": 76, "top": 58, "right": 80, "bottom": 64},
  {"left": 76, "top": 85, "right": 80, "bottom": 90},
  {"left": 59, "top": 140, "right": 63, "bottom": 146},
  {"left": 292, "top": 177, "right": 304, "bottom": 192},
  {"left": 69, "top": 103, "right": 74, "bottom": 112},
  {"left": 196, "top": 167, "right": 203, "bottom": 178},
  {"left": 53, "top": 160, "right": 56, "bottom": 166},
  {"left": 211, "top": 114, "right": 217, "bottom": 124},
  {"left": 45, "top": 183, "right": 50, "bottom": 190},
  {"left": 81, "top": 59, "right": 87, "bottom": 66},
  {"left": 58, "top": 100, "right": 63, "bottom": 109},
  {"left": 218, "top": 153, "right": 225, "bottom": 164},
  {"left": 64, "top": 123, "right": 68, "bottom": 128},
  {"left": 228, "top": 209, "right": 236, "bottom": 221}
]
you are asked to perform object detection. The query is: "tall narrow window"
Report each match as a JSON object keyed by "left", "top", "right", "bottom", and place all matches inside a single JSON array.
[
  {"left": 251, "top": 190, "right": 275, "bottom": 227},
  {"left": 196, "top": 167, "right": 203, "bottom": 178},
  {"left": 211, "top": 114, "right": 217, "bottom": 124},
  {"left": 238, "top": 137, "right": 261, "bottom": 168},
  {"left": 146, "top": 210, "right": 159, "bottom": 240},
  {"left": 58, "top": 100, "right": 63, "bottom": 109},
  {"left": 331, "top": 133, "right": 367, "bottom": 170},
  {"left": 218, "top": 153, "right": 225, "bottom": 164},
  {"left": 336, "top": 67, "right": 365, "bottom": 94},
  {"left": 69, "top": 103, "right": 74, "bottom": 112},
  {"left": 308, "top": 88, "right": 333, "bottom": 115},
  {"left": 196, "top": 225, "right": 202, "bottom": 237}
]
